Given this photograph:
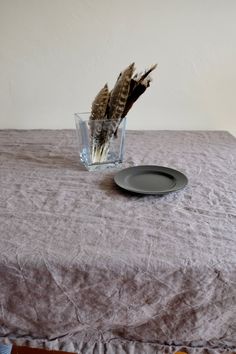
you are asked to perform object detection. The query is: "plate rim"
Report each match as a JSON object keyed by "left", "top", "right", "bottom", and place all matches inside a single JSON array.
[{"left": 114, "top": 165, "right": 188, "bottom": 195}]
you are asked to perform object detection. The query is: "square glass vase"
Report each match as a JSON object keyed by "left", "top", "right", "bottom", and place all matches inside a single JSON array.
[{"left": 75, "top": 112, "right": 126, "bottom": 171}]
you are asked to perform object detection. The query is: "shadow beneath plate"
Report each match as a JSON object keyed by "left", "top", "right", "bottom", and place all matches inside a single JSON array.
[{"left": 99, "top": 174, "right": 166, "bottom": 199}]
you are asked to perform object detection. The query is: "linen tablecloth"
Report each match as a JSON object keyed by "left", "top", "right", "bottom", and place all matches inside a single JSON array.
[{"left": 0, "top": 130, "right": 235, "bottom": 354}]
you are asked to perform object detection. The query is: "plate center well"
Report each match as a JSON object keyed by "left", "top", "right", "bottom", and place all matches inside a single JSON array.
[{"left": 126, "top": 171, "right": 176, "bottom": 192}]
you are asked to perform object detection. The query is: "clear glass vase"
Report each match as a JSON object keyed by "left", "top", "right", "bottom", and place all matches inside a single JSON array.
[{"left": 74, "top": 112, "right": 126, "bottom": 171}]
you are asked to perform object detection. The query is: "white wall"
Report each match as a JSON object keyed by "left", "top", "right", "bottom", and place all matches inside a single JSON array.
[{"left": 0, "top": 0, "right": 235, "bottom": 136}]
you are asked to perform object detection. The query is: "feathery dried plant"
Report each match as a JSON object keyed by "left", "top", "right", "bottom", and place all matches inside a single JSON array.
[{"left": 89, "top": 63, "right": 157, "bottom": 163}]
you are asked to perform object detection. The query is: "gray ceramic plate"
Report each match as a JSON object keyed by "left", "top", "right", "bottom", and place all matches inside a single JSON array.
[{"left": 114, "top": 165, "right": 188, "bottom": 195}]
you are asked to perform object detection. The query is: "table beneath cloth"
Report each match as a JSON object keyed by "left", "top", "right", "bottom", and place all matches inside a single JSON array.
[{"left": 0, "top": 130, "right": 235, "bottom": 354}]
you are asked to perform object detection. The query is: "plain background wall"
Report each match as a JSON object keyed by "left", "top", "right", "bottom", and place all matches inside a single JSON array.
[{"left": 0, "top": 0, "right": 235, "bottom": 136}]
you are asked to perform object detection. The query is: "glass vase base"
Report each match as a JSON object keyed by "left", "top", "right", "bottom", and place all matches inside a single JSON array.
[
  {"left": 83, "top": 161, "right": 123, "bottom": 172},
  {"left": 80, "top": 153, "right": 123, "bottom": 171}
]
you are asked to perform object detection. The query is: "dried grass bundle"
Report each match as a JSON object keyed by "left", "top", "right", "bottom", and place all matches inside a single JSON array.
[{"left": 89, "top": 62, "right": 157, "bottom": 163}]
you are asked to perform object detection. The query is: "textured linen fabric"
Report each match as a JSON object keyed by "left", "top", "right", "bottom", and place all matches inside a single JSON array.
[{"left": 0, "top": 130, "right": 235, "bottom": 354}]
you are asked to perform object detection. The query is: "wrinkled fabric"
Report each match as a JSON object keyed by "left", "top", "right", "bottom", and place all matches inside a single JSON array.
[{"left": 0, "top": 130, "right": 235, "bottom": 354}]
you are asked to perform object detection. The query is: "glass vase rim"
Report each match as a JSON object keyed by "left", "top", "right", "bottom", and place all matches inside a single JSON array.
[{"left": 74, "top": 112, "right": 127, "bottom": 122}]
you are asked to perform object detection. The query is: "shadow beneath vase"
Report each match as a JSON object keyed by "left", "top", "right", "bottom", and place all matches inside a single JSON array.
[{"left": 1, "top": 150, "right": 85, "bottom": 172}]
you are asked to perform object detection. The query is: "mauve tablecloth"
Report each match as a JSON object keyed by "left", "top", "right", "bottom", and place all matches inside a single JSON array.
[{"left": 0, "top": 130, "right": 235, "bottom": 354}]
